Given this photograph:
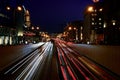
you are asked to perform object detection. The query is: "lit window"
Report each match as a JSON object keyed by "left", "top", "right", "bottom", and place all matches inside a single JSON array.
[
  {"left": 99, "top": 8, "right": 103, "bottom": 12},
  {"left": 92, "top": 18, "right": 94, "bottom": 21},
  {"left": 94, "top": 9, "right": 97, "bottom": 12},
  {"left": 26, "top": 16, "right": 30, "bottom": 21},
  {"left": 92, "top": 22, "right": 94, "bottom": 25},
  {"left": 95, "top": 23, "right": 97, "bottom": 25},
  {"left": 31, "top": 27, "right": 34, "bottom": 30},
  {"left": 81, "top": 33, "right": 83, "bottom": 40},
  {"left": 112, "top": 20, "right": 116, "bottom": 25},
  {"left": 91, "top": 14, "right": 97, "bottom": 16},
  {"left": 36, "top": 27, "right": 39, "bottom": 30},
  {"left": 91, "top": 14, "right": 94, "bottom": 16},
  {"left": 103, "top": 22, "right": 107, "bottom": 28},
  {"left": 113, "top": 22, "right": 116, "bottom": 25},
  {"left": 99, "top": 23, "right": 102, "bottom": 25},
  {"left": 74, "top": 27, "right": 76, "bottom": 30},
  {"left": 68, "top": 27, "right": 72, "bottom": 30},
  {"left": 99, "top": 18, "right": 101, "bottom": 20},
  {"left": 81, "top": 26, "right": 83, "bottom": 30}
]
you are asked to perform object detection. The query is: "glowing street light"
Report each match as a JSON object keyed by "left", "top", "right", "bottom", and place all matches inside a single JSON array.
[
  {"left": 36, "top": 27, "right": 39, "bottom": 30},
  {"left": 88, "top": 6, "right": 94, "bottom": 12},
  {"left": 92, "top": 0, "right": 99, "bottom": 3},
  {"left": 112, "top": 20, "right": 116, "bottom": 26},
  {"left": 99, "top": 8, "right": 103, "bottom": 12},
  {"left": 31, "top": 27, "right": 35, "bottom": 30},
  {"left": 74, "top": 27, "right": 76, "bottom": 30},
  {"left": 17, "top": 6, "right": 22, "bottom": 11},
  {"left": 6, "top": 6, "right": 11, "bottom": 10},
  {"left": 68, "top": 27, "right": 72, "bottom": 30}
]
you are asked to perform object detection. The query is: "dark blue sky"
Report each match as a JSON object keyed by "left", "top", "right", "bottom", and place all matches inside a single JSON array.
[{"left": 30, "top": 0, "right": 93, "bottom": 33}]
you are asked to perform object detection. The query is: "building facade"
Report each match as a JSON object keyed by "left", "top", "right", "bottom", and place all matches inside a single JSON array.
[
  {"left": 103, "top": 0, "right": 120, "bottom": 45},
  {"left": 0, "top": 0, "right": 29, "bottom": 45},
  {"left": 83, "top": 0, "right": 120, "bottom": 45},
  {"left": 63, "top": 21, "right": 83, "bottom": 43},
  {"left": 83, "top": 2, "right": 104, "bottom": 44}
]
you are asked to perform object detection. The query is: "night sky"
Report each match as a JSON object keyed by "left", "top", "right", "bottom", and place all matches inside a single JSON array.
[{"left": 29, "top": 0, "right": 94, "bottom": 33}]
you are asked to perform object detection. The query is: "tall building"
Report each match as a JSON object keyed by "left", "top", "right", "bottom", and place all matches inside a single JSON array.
[
  {"left": 83, "top": 1, "right": 104, "bottom": 44},
  {"left": 103, "top": 0, "right": 120, "bottom": 45},
  {"left": 0, "top": 0, "right": 17, "bottom": 45},
  {"left": 0, "top": 0, "right": 30, "bottom": 45},
  {"left": 83, "top": 0, "right": 120, "bottom": 45}
]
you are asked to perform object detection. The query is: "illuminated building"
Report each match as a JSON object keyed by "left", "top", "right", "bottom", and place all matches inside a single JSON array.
[
  {"left": 25, "top": 10, "right": 31, "bottom": 28},
  {"left": 103, "top": 0, "right": 120, "bottom": 45},
  {"left": 0, "top": 0, "right": 29, "bottom": 45},
  {"left": 0, "top": 1, "right": 17, "bottom": 45},
  {"left": 83, "top": 1, "right": 104, "bottom": 44},
  {"left": 83, "top": 0, "right": 120, "bottom": 45},
  {"left": 64, "top": 21, "right": 83, "bottom": 43}
]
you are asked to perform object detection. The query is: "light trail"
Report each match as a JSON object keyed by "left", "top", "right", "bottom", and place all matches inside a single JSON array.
[
  {"left": 16, "top": 42, "right": 52, "bottom": 80},
  {"left": 55, "top": 39, "right": 119, "bottom": 80}
]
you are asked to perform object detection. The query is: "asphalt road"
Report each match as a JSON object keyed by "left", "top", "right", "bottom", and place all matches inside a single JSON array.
[
  {"left": 71, "top": 44, "right": 120, "bottom": 76},
  {"left": 54, "top": 39, "right": 120, "bottom": 80},
  {"left": 0, "top": 42, "right": 59, "bottom": 80},
  {"left": 0, "top": 43, "right": 44, "bottom": 71},
  {"left": 0, "top": 41, "right": 120, "bottom": 79}
]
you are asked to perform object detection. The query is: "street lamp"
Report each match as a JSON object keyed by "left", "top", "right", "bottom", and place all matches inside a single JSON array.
[
  {"left": 68, "top": 27, "right": 72, "bottom": 30},
  {"left": 88, "top": 6, "right": 94, "bottom": 12},
  {"left": 6, "top": 6, "right": 23, "bottom": 12},
  {"left": 74, "top": 27, "right": 76, "bottom": 30},
  {"left": 6, "top": 6, "right": 11, "bottom": 10},
  {"left": 17, "top": 6, "right": 22, "bottom": 11},
  {"left": 92, "top": 0, "right": 99, "bottom": 3},
  {"left": 31, "top": 26, "right": 35, "bottom": 30},
  {"left": 36, "top": 27, "right": 39, "bottom": 30}
]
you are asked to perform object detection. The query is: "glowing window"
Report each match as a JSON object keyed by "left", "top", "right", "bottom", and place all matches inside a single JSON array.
[
  {"left": 92, "top": 22, "right": 94, "bottom": 25},
  {"left": 99, "top": 23, "right": 102, "bottom": 25},
  {"left": 92, "top": 18, "right": 94, "bottom": 21},
  {"left": 94, "top": 9, "right": 97, "bottom": 12},
  {"left": 99, "top": 18, "right": 101, "bottom": 20},
  {"left": 99, "top": 8, "right": 103, "bottom": 12}
]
